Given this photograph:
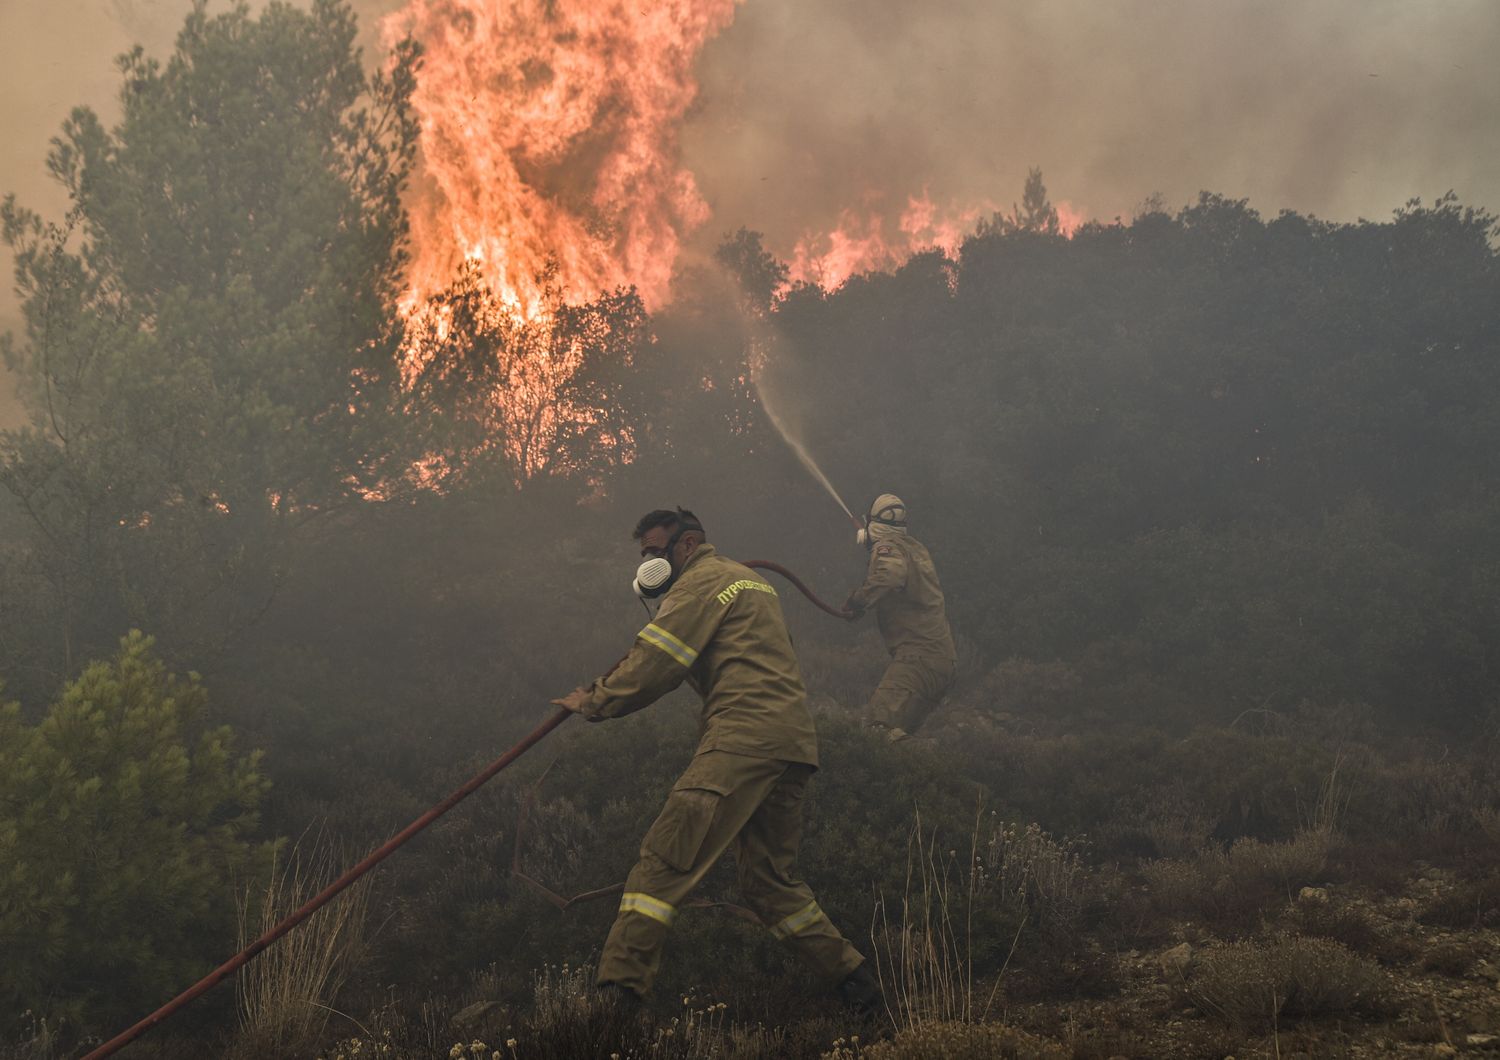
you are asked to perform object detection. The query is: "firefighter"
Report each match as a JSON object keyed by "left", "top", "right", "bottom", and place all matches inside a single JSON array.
[
  {"left": 552, "top": 508, "right": 882, "bottom": 1014},
  {"left": 844, "top": 494, "right": 957, "bottom": 740}
]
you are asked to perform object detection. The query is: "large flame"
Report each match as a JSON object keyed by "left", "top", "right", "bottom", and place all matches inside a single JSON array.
[
  {"left": 376, "top": 1, "right": 1092, "bottom": 483},
  {"left": 381, "top": 0, "right": 740, "bottom": 319}
]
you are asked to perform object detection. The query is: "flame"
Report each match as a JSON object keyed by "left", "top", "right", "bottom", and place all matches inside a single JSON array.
[
  {"left": 374, "top": 1, "right": 1094, "bottom": 483},
  {"left": 786, "top": 190, "right": 1088, "bottom": 292},
  {"left": 382, "top": 0, "right": 740, "bottom": 319}
]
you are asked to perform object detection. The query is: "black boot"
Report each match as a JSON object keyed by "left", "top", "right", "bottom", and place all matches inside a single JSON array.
[{"left": 835, "top": 962, "right": 884, "bottom": 1018}]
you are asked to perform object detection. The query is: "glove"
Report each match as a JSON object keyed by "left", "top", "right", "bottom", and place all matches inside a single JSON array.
[
  {"left": 551, "top": 687, "right": 595, "bottom": 719},
  {"left": 842, "top": 592, "right": 866, "bottom": 620}
]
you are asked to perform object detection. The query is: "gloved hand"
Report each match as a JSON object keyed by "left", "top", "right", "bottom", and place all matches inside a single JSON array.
[
  {"left": 551, "top": 687, "right": 595, "bottom": 719},
  {"left": 842, "top": 593, "right": 865, "bottom": 620}
]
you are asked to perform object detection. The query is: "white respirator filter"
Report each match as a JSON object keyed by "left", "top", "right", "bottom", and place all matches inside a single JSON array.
[
  {"left": 633, "top": 556, "right": 675, "bottom": 599},
  {"left": 856, "top": 527, "right": 869, "bottom": 547}
]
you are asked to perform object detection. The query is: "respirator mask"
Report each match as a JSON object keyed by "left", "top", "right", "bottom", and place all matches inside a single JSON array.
[
  {"left": 630, "top": 513, "right": 705, "bottom": 600},
  {"left": 856, "top": 494, "right": 909, "bottom": 549},
  {"left": 633, "top": 556, "right": 675, "bottom": 599}
]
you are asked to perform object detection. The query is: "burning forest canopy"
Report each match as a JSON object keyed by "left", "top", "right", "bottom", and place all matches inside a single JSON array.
[{"left": 2, "top": 1, "right": 1500, "bottom": 1057}]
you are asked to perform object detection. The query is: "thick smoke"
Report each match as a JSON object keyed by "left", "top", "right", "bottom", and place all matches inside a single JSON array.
[
  {"left": 681, "top": 0, "right": 1500, "bottom": 253},
  {"left": 3, "top": 0, "right": 1498, "bottom": 424}
]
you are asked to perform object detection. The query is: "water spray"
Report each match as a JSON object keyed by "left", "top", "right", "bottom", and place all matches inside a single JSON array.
[{"left": 752, "top": 373, "right": 862, "bottom": 530}]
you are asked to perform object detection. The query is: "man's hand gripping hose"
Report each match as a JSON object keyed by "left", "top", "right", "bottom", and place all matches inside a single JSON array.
[{"left": 83, "top": 558, "right": 846, "bottom": 1058}]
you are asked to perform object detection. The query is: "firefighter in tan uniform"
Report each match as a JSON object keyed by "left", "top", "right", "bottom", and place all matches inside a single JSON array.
[
  {"left": 553, "top": 508, "right": 880, "bottom": 1012},
  {"left": 844, "top": 495, "right": 957, "bottom": 739}
]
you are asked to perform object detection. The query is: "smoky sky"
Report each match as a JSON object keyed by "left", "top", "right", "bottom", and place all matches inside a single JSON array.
[{"left": 3, "top": 0, "right": 1499, "bottom": 425}]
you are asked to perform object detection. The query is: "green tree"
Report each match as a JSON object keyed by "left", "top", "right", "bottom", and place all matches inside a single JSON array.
[
  {"left": 0, "top": 0, "right": 421, "bottom": 668},
  {"left": 0, "top": 631, "right": 276, "bottom": 1029}
]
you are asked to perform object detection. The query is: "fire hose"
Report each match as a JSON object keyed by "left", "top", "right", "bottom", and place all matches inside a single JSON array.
[{"left": 83, "top": 560, "right": 852, "bottom": 1058}]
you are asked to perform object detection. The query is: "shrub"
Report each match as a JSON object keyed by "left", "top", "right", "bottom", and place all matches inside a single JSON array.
[
  {"left": 1183, "top": 936, "right": 1385, "bottom": 1030},
  {"left": 1142, "top": 829, "right": 1330, "bottom": 931}
]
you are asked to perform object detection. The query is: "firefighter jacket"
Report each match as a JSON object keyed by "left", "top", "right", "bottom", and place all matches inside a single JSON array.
[
  {"left": 581, "top": 544, "right": 819, "bottom": 766},
  {"left": 848, "top": 533, "right": 957, "bottom": 662}
]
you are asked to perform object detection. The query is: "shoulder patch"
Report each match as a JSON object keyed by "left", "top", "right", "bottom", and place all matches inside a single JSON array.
[{"left": 875, "top": 544, "right": 896, "bottom": 556}]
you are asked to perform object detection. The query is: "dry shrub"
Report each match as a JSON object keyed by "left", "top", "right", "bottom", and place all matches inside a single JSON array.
[
  {"left": 1183, "top": 936, "right": 1385, "bottom": 1030},
  {"left": 822, "top": 1020, "right": 1065, "bottom": 1060},
  {"left": 1285, "top": 901, "right": 1388, "bottom": 960},
  {"left": 1419, "top": 871, "right": 1500, "bottom": 929},
  {"left": 1225, "top": 830, "right": 1331, "bottom": 892},
  {"left": 1420, "top": 940, "right": 1480, "bottom": 976},
  {"left": 1142, "top": 829, "right": 1330, "bottom": 930},
  {"left": 232, "top": 843, "right": 372, "bottom": 1058}
]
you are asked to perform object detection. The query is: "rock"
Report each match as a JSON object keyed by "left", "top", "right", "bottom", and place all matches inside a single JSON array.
[
  {"left": 1477, "top": 960, "right": 1500, "bottom": 984},
  {"left": 1298, "top": 886, "right": 1329, "bottom": 903},
  {"left": 1467, "top": 1034, "right": 1498, "bottom": 1047},
  {"left": 1469, "top": 1010, "right": 1499, "bottom": 1033},
  {"left": 450, "top": 1000, "right": 502, "bottom": 1030},
  {"left": 1158, "top": 942, "right": 1194, "bottom": 982},
  {"left": 1433, "top": 1045, "right": 1457, "bottom": 1058}
]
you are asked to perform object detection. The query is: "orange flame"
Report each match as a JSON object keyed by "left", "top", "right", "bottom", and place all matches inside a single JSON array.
[
  {"left": 786, "top": 190, "right": 1088, "bottom": 292},
  {"left": 381, "top": 0, "right": 740, "bottom": 319}
]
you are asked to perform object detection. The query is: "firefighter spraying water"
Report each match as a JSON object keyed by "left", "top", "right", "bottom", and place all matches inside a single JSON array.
[{"left": 845, "top": 494, "right": 958, "bottom": 740}]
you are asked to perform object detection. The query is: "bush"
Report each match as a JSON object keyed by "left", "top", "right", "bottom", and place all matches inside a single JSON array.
[
  {"left": 1183, "top": 936, "right": 1386, "bottom": 1030},
  {"left": 1142, "top": 830, "right": 1330, "bottom": 931},
  {"left": 0, "top": 632, "right": 276, "bottom": 1029}
]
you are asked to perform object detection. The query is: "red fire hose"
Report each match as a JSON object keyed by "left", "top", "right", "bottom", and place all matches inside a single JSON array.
[
  {"left": 743, "top": 559, "right": 855, "bottom": 620},
  {"left": 83, "top": 559, "right": 852, "bottom": 1058}
]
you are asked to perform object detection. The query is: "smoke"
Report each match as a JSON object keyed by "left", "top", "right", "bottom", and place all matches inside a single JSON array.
[
  {"left": 3, "top": 0, "right": 1498, "bottom": 425},
  {"left": 680, "top": 0, "right": 1500, "bottom": 255}
]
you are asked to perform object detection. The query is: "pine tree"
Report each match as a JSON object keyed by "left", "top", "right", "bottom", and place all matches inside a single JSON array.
[{"left": 0, "top": 631, "right": 276, "bottom": 1030}]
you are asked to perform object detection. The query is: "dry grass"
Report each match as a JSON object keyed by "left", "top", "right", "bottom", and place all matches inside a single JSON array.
[
  {"left": 870, "top": 810, "right": 978, "bottom": 1028},
  {"left": 870, "top": 808, "right": 1088, "bottom": 1031},
  {"left": 231, "top": 840, "right": 373, "bottom": 1058}
]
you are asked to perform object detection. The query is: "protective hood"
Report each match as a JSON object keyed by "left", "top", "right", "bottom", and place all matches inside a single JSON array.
[{"left": 857, "top": 493, "right": 909, "bottom": 547}]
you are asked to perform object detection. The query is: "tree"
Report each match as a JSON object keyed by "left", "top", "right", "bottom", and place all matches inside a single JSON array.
[
  {"left": 0, "top": 0, "right": 421, "bottom": 667},
  {"left": 714, "top": 227, "right": 789, "bottom": 315},
  {"left": 978, "top": 166, "right": 1061, "bottom": 236},
  {"left": 399, "top": 262, "right": 649, "bottom": 486},
  {"left": 0, "top": 631, "right": 276, "bottom": 1030}
]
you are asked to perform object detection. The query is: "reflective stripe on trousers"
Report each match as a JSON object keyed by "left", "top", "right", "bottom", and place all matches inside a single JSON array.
[
  {"left": 768, "top": 899, "right": 827, "bottom": 940},
  {"left": 618, "top": 891, "right": 677, "bottom": 926}
]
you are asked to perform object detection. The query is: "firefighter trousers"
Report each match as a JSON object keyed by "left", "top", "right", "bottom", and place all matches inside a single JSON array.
[
  {"left": 867, "top": 653, "right": 955, "bottom": 733},
  {"left": 596, "top": 749, "right": 865, "bottom": 997}
]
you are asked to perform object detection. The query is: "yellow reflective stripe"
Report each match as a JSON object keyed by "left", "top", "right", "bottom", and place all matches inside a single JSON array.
[
  {"left": 619, "top": 892, "right": 677, "bottom": 926},
  {"left": 639, "top": 623, "right": 698, "bottom": 667},
  {"left": 769, "top": 900, "right": 826, "bottom": 940}
]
